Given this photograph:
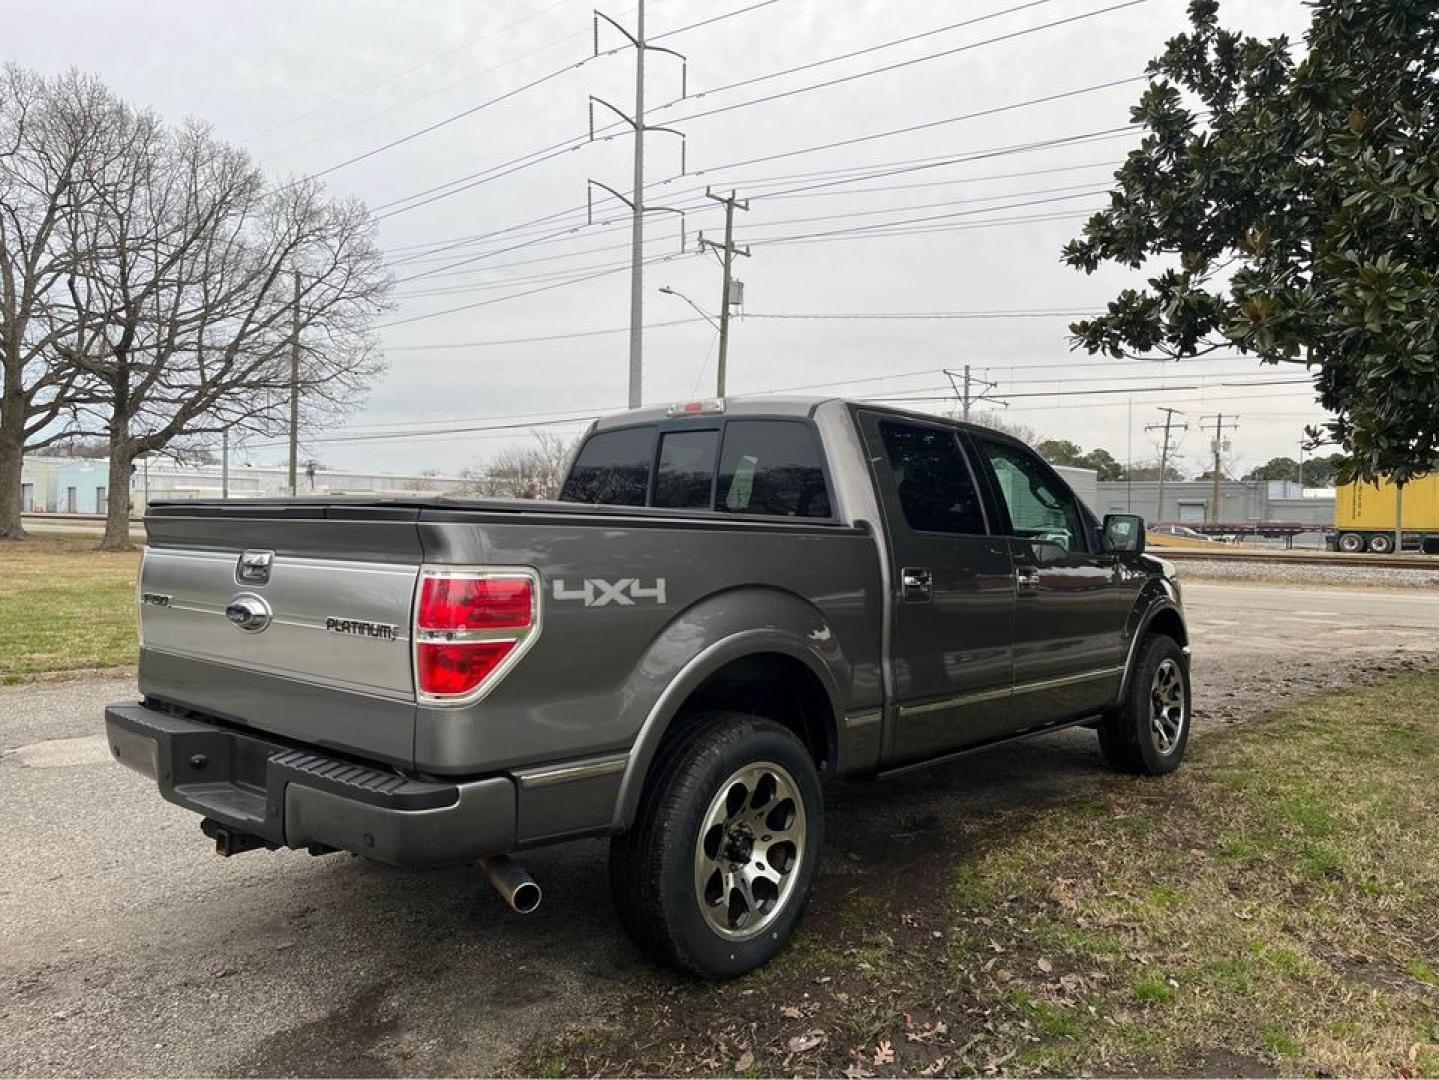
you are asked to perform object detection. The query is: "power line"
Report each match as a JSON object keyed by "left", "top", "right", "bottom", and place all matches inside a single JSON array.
[
  {"left": 382, "top": 123, "right": 1135, "bottom": 265},
  {"left": 658, "top": 0, "right": 1148, "bottom": 128},
  {"left": 370, "top": 68, "right": 1143, "bottom": 221},
  {"left": 382, "top": 317, "right": 708, "bottom": 351},
  {"left": 375, "top": 251, "right": 695, "bottom": 328}
]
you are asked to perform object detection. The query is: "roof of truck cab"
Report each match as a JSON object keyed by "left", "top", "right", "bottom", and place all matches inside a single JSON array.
[
  {"left": 590, "top": 396, "right": 836, "bottom": 430},
  {"left": 588, "top": 395, "right": 1028, "bottom": 447}
]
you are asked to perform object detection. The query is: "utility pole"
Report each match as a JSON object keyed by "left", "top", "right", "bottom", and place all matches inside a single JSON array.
[
  {"left": 1199, "top": 414, "right": 1237, "bottom": 524},
  {"left": 944, "top": 365, "right": 1004, "bottom": 421},
  {"left": 589, "top": 5, "right": 687, "bottom": 409},
  {"left": 288, "top": 270, "right": 300, "bottom": 497},
  {"left": 221, "top": 429, "right": 229, "bottom": 499},
  {"left": 697, "top": 189, "right": 749, "bottom": 397},
  {"left": 1145, "top": 408, "right": 1187, "bottom": 525}
]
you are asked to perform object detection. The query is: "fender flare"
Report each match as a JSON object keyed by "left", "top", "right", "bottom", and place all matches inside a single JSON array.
[
  {"left": 1116, "top": 594, "right": 1189, "bottom": 702},
  {"left": 610, "top": 625, "right": 845, "bottom": 831}
]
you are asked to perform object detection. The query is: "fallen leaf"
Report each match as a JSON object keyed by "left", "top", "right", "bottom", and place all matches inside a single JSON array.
[
  {"left": 780, "top": 1005, "right": 803, "bottom": 1019},
  {"left": 734, "top": 1049, "right": 754, "bottom": 1073},
  {"left": 843, "top": 1067, "right": 874, "bottom": 1080},
  {"left": 919, "top": 1057, "right": 949, "bottom": 1076},
  {"left": 788, "top": 1031, "right": 826, "bottom": 1055},
  {"left": 1037, "top": 957, "right": 1053, "bottom": 974},
  {"left": 873, "top": 1040, "right": 895, "bottom": 1065}
]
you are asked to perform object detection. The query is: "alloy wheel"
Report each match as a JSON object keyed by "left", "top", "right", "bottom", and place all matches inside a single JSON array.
[{"left": 693, "top": 762, "right": 806, "bottom": 941}]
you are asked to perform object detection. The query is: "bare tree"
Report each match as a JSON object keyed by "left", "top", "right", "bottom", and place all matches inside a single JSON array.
[
  {"left": 458, "top": 431, "right": 579, "bottom": 499},
  {"left": 965, "top": 410, "right": 1038, "bottom": 446},
  {"left": 60, "top": 113, "right": 388, "bottom": 548},
  {"left": 0, "top": 66, "right": 117, "bottom": 539}
]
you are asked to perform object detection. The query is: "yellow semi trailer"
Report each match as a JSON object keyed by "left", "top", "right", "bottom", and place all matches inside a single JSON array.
[{"left": 1334, "top": 474, "right": 1439, "bottom": 554}]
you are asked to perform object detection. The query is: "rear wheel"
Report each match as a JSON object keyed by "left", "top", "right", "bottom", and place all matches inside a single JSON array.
[
  {"left": 1098, "top": 635, "right": 1190, "bottom": 775},
  {"left": 609, "top": 712, "right": 823, "bottom": 978},
  {"left": 1367, "top": 533, "right": 1394, "bottom": 554},
  {"left": 1337, "top": 532, "right": 1365, "bottom": 553}
]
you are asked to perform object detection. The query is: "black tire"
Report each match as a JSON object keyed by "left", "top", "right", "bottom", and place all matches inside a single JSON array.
[
  {"left": 1337, "top": 532, "right": 1365, "bottom": 554},
  {"left": 1367, "top": 533, "right": 1394, "bottom": 554},
  {"left": 609, "top": 711, "right": 824, "bottom": 979},
  {"left": 1098, "top": 634, "right": 1190, "bottom": 775}
]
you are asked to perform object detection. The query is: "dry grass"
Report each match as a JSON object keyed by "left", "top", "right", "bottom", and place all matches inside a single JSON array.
[
  {"left": 0, "top": 534, "right": 139, "bottom": 681},
  {"left": 513, "top": 674, "right": 1439, "bottom": 1078}
]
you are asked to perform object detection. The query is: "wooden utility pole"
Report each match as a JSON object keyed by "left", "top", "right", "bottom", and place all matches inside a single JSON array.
[
  {"left": 1200, "top": 413, "right": 1237, "bottom": 524},
  {"left": 944, "top": 365, "right": 1003, "bottom": 421},
  {"left": 1146, "top": 408, "right": 1187, "bottom": 525},
  {"left": 288, "top": 270, "right": 300, "bottom": 497},
  {"left": 698, "top": 189, "right": 749, "bottom": 396}
]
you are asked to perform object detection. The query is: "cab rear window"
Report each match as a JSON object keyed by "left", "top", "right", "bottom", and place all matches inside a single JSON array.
[
  {"left": 559, "top": 426, "right": 654, "bottom": 506},
  {"left": 716, "top": 421, "right": 831, "bottom": 518},
  {"left": 561, "top": 419, "right": 831, "bottom": 518}
]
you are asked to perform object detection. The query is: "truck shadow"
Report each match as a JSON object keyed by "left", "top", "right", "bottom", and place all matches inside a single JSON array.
[{"left": 220, "top": 728, "right": 1112, "bottom": 1075}]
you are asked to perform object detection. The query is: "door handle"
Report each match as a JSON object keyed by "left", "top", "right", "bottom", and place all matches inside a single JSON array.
[
  {"left": 901, "top": 567, "right": 933, "bottom": 600},
  {"left": 1015, "top": 566, "right": 1040, "bottom": 595}
]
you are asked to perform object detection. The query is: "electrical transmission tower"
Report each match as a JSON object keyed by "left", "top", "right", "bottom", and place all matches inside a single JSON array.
[
  {"left": 944, "top": 365, "right": 1005, "bottom": 421},
  {"left": 696, "top": 189, "right": 749, "bottom": 397},
  {"left": 588, "top": 1, "right": 688, "bottom": 409},
  {"left": 1199, "top": 413, "right": 1238, "bottom": 524},
  {"left": 1145, "top": 407, "right": 1187, "bottom": 526}
]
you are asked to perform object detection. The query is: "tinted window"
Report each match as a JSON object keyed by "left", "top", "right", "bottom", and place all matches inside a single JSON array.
[
  {"left": 653, "top": 429, "right": 718, "bottom": 509},
  {"left": 879, "top": 421, "right": 986, "bottom": 535},
  {"left": 559, "top": 427, "right": 655, "bottom": 506},
  {"left": 716, "top": 421, "right": 831, "bottom": 518},
  {"left": 979, "top": 440, "right": 1088, "bottom": 552}
]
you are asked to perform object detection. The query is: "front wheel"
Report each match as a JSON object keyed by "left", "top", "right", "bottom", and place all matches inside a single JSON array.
[
  {"left": 1098, "top": 635, "right": 1191, "bottom": 775},
  {"left": 609, "top": 713, "right": 824, "bottom": 978}
]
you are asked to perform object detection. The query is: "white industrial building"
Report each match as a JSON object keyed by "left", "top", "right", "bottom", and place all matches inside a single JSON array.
[{"left": 20, "top": 455, "right": 467, "bottom": 515}]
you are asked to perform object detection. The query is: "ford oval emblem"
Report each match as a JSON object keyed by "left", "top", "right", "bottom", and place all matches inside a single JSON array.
[{"left": 224, "top": 593, "right": 273, "bottom": 633}]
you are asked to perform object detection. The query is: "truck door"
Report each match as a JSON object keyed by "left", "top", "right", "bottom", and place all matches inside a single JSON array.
[
  {"left": 968, "top": 435, "right": 1139, "bottom": 728},
  {"left": 857, "top": 412, "right": 1016, "bottom": 764}
]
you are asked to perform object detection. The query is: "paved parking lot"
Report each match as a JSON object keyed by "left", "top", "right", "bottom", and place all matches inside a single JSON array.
[{"left": 1, "top": 579, "right": 1435, "bottom": 1076}]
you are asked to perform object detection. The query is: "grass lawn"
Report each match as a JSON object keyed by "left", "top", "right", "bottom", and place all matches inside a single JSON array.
[
  {"left": 0, "top": 535, "right": 139, "bottom": 682},
  {"left": 515, "top": 674, "right": 1439, "bottom": 1078}
]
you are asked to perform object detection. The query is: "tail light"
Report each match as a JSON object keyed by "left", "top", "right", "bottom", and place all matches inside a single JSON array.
[{"left": 414, "top": 568, "right": 540, "bottom": 703}]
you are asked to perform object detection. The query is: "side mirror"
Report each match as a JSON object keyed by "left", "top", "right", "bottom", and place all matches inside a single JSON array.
[{"left": 1103, "top": 514, "right": 1145, "bottom": 555}]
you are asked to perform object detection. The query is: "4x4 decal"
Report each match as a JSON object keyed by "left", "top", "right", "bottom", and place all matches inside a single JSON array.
[{"left": 551, "top": 578, "right": 667, "bottom": 607}]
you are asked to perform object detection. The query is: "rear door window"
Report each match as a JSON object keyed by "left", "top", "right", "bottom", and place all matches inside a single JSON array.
[
  {"left": 653, "top": 429, "right": 719, "bottom": 509},
  {"left": 559, "top": 426, "right": 655, "bottom": 506},
  {"left": 715, "top": 421, "right": 831, "bottom": 518},
  {"left": 878, "top": 421, "right": 987, "bottom": 535}
]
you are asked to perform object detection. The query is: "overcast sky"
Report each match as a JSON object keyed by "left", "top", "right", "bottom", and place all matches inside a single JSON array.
[{"left": 6, "top": 0, "right": 1320, "bottom": 480}]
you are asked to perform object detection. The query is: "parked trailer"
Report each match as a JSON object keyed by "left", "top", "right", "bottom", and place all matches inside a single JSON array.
[{"left": 1333, "top": 474, "right": 1439, "bottom": 554}]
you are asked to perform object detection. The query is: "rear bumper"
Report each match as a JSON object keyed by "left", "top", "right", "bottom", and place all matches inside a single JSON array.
[{"left": 104, "top": 702, "right": 516, "bottom": 867}]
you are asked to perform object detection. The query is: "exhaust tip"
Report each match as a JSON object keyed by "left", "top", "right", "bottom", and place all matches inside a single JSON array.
[
  {"left": 511, "top": 881, "right": 542, "bottom": 914},
  {"left": 479, "top": 854, "right": 542, "bottom": 914}
]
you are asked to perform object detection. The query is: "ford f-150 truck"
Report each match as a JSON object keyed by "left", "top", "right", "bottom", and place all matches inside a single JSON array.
[{"left": 106, "top": 397, "right": 1190, "bottom": 977}]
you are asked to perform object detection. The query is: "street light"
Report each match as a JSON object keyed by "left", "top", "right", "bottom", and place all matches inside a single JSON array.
[{"left": 658, "top": 285, "right": 720, "bottom": 333}]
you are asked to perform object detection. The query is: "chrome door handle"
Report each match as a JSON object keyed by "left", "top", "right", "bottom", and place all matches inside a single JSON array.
[
  {"left": 901, "top": 567, "right": 933, "bottom": 600},
  {"left": 1015, "top": 566, "right": 1040, "bottom": 595}
]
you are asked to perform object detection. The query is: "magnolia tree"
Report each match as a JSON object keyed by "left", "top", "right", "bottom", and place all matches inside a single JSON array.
[{"left": 1063, "top": 0, "right": 1439, "bottom": 482}]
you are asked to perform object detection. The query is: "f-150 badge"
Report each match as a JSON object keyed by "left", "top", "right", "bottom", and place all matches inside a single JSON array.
[{"left": 552, "top": 578, "right": 667, "bottom": 607}]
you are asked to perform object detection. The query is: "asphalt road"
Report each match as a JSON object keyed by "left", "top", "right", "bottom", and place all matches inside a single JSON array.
[{"left": 2, "top": 580, "right": 1436, "bottom": 1077}]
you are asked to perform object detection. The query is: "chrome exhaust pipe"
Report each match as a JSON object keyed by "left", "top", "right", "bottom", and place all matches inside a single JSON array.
[{"left": 480, "top": 855, "right": 542, "bottom": 914}]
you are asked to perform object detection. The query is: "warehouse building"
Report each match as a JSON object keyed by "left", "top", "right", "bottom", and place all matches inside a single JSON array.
[
  {"left": 1093, "top": 478, "right": 1335, "bottom": 527},
  {"left": 19, "top": 455, "right": 465, "bottom": 515}
]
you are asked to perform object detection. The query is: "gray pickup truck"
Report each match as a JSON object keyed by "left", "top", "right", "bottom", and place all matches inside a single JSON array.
[{"left": 106, "top": 397, "right": 1190, "bottom": 977}]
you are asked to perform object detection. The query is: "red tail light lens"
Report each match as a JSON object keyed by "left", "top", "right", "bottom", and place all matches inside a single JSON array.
[
  {"left": 419, "top": 575, "right": 533, "bottom": 630},
  {"left": 418, "top": 640, "right": 516, "bottom": 696},
  {"left": 414, "top": 569, "right": 539, "bottom": 701}
]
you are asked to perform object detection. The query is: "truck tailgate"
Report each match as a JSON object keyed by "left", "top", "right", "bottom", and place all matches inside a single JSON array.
[{"left": 138, "top": 508, "right": 424, "bottom": 767}]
